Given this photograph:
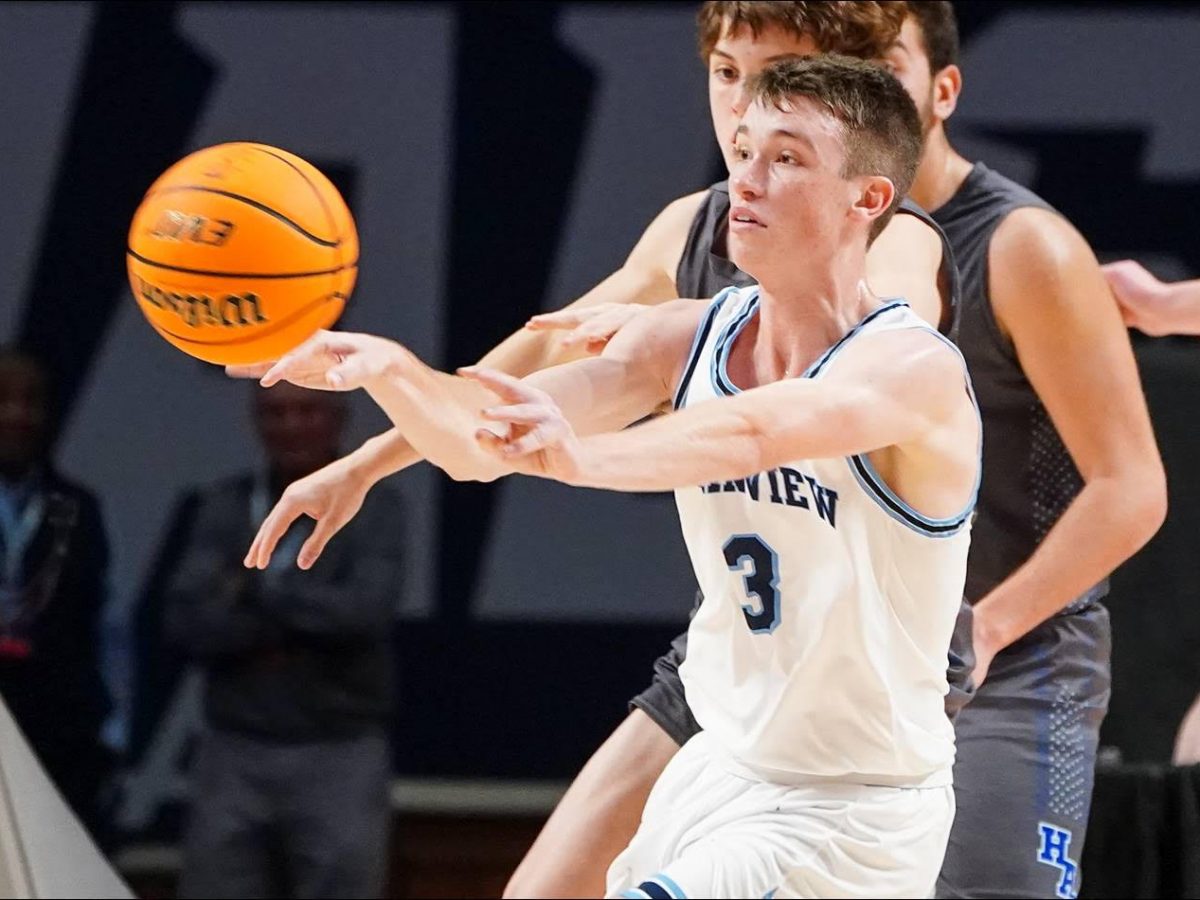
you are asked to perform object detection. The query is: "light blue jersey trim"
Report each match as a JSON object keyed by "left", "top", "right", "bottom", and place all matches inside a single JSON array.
[
  {"left": 650, "top": 873, "right": 688, "bottom": 899},
  {"left": 847, "top": 327, "right": 982, "bottom": 537},
  {"left": 674, "top": 288, "right": 736, "bottom": 411},
  {"left": 619, "top": 890, "right": 652, "bottom": 899},
  {"left": 711, "top": 289, "right": 760, "bottom": 396}
]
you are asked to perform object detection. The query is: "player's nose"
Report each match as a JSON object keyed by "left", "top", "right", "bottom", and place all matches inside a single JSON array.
[{"left": 731, "top": 82, "right": 752, "bottom": 118}]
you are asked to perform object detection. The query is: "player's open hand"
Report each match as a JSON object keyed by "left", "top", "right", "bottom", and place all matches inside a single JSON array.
[
  {"left": 244, "top": 456, "right": 367, "bottom": 571},
  {"left": 526, "top": 303, "right": 651, "bottom": 355},
  {"left": 256, "top": 330, "right": 405, "bottom": 391},
  {"left": 1102, "top": 260, "right": 1170, "bottom": 336},
  {"left": 458, "top": 366, "right": 583, "bottom": 482}
]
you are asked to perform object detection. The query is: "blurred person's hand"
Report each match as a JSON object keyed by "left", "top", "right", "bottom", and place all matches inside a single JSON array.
[
  {"left": 1102, "top": 260, "right": 1172, "bottom": 336},
  {"left": 1173, "top": 691, "right": 1200, "bottom": 766},
  {"left": 244, "top": 455, "right": 368, "bottom": 570},
  {"left": 526, "top": 303, "right": 653, "bottom": 355}
]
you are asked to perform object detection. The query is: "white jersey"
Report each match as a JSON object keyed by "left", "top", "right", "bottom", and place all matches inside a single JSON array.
[{"left": 674, "top": 285, "right": 978, "bottom": 788}]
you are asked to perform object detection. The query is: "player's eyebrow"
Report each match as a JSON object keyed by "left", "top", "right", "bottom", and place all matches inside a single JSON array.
[
  {"left": 711, "top": 48, "right": 808, "bottom": 64},
  {"left": 734, "top": 123, "right": 818, "bottom": 152}
]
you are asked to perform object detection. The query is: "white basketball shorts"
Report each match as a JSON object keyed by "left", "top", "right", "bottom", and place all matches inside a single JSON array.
[{"left": 606, "top": 732, "right": 954, "bottom": 899}]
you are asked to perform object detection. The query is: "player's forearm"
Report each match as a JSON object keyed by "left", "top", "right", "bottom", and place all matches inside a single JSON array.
[
  {"left": 567, "top": 404, "right": 769, "bottom": 493},
  {"left": 972, "top": 469, "right": 1166, "bottom": 651},
  {"left": 364, "top": 370, "right": 507, "bottom": 483},
  {"left": 342, "top": 428, "right": 422, "bottom": 487},
  {"left": 477, "top": 324, "right": 577, "bottom": 379}
]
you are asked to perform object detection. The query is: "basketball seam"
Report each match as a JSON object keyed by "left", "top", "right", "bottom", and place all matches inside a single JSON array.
[
  {"left": 150, "top": 184, "right": 341, "bottom": 247},
  {"left": 127, "top": 249, "right": 356, "bottom": 280},
  {"left": 144, "top": 292, "right": 345, "bottom": 347},
  {"left": 247, "top": 145, "right": 346, "bottom": 273}
]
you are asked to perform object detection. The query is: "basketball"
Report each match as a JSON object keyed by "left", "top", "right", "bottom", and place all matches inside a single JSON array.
[{"left": 126, "top": 142, "right": 357, "bottom": 365}]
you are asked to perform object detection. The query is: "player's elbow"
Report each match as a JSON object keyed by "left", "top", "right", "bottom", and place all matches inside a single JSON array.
[{"left": 1118, "top": 457, "right": 1168, "bottom": 553}]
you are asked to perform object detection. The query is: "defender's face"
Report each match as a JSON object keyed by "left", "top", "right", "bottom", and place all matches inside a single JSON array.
[
  {"left": 725, "top": 97, "right": 853, "bottom": 277},
  {"left": 880, "top": 18, "right": 938, "bottom": 132},
  {"left": 708, "top": 22, "right": 820, "bottom": 171}
]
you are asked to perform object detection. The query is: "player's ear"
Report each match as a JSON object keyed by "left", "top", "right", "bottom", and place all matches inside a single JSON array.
[
  {"left": 852, "top": 175, "right": 895, "bottom": 228},
  {"left": 932, "top": 64, "right": 961, "bottom": 123}
]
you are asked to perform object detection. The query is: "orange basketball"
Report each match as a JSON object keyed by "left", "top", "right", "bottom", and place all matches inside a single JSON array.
[{"left": 127, "top": 142, "right": 357, "bottom": 365}]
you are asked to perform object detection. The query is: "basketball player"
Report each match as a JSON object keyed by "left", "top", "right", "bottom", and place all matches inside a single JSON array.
[
  {"left": 256, "top": 55, "right": 981, "bottom": 899},
  {"left": 526, "top": 4, "right": 1167, "bottom": 898},
  {"left": 1102, "top": 260, "right": 1200, "bottom": 336},
  {"left": 231, "top": 9, "right": 969, "bottom": 893}
]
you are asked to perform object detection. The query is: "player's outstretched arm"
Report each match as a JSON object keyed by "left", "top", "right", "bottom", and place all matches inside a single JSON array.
[
  {"left": 480, "top": 329, "right": 977, "bottom": 502},
  {"left": 968, "top": 211, "right": 1168, "bottom": 685},
  {"left": 1102, "top": 260, "right": 1200, "bottom": 337},
  {"left": 234, "top": 192, "right": 704, "bottom": 568}
]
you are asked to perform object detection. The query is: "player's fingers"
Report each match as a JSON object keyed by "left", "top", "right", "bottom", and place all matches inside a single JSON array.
[
  {"left": 500, "top": 426, "right": 556, "bottom": 458},
  {"left": 474, "top": 428, "right": 508, "bottom": 457},
  {"left": 457, "top": 366, "right": 536, "bottom": 404},
  {"left": 226, "top": 362, "right": 275, "bottom": 379},
  {"left": 297, "top": 517, "right": 340, "bottom": 570},
  {"left": 249, "top": 504, "right": 299, "bottom": 569},
  {"left": 525, "top": 308, "right": 599, "bottom": 331},
  {"left": 480, "top": 403, "right": 547, "bottom": 426}
]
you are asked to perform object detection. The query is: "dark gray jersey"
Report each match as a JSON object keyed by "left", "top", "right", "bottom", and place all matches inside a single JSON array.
[{"left": 932, "top": 163, "right": 1106, "bottom": 612}]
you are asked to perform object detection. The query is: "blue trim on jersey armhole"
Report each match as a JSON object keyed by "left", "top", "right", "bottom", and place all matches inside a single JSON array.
[
  {"left": 803, "top": 299, "right": 908, "bottom": 379},
  {"left": 673, "top": 290, "right": 732, "bottom": 411},
  {"left": 711, "top": 290, "right": 761, "bottom": 396},
  {"left": 619, "top": 890, "right": 652, "bottom": 900},
  {"left": 649, "top": 873, "right": 688, "bottom": 899},
  {"left": 848, "top": 328, "right": 982, "bottom": 538}
]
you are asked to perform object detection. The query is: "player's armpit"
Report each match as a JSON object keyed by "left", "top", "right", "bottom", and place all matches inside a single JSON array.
[{"left": 866, "top": 212, "right": 944, "bottom": 329}]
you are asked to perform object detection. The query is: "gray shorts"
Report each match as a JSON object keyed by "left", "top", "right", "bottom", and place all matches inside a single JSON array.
[{"left": 935, "top": 603, "right": 1111, "bottom": 899}]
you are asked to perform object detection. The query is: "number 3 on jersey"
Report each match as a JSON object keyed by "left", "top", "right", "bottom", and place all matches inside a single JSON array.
[{"left": 723, "top": 534, "right": 781, "bottom": 634}]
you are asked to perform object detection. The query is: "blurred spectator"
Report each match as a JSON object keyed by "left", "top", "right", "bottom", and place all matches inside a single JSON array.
[
  {"left": 0, "top": 346, "right": 114, "bottom": 840},
  {"left": 164, "top": 383, "right": 405, "bottom": 899}
]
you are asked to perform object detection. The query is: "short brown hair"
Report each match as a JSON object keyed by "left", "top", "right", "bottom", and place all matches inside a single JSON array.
[
  {"left": 751, "top": 55, "right": 922, "bottom": 242},
  {"left": 905, "top": 1, "right": 959, "bottom": 73},
  {"left": 697, "top": 1, "right": 906, "bottom": 63}
]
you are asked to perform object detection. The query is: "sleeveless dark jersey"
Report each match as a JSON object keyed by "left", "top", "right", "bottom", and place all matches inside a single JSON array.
[
  {"left": 933, "top": 162, "right": 1105, "bottom": 611},
  {"left": 675, "top": 181, "right": 961, "bottom": 339}
]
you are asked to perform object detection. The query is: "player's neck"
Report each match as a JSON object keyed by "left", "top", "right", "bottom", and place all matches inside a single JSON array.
[
  {"left": 908, "top": 127, "right": 974, "bottom": 214},
  {"left": 753, "top": 262, "right": 879, "bottom": 383}
]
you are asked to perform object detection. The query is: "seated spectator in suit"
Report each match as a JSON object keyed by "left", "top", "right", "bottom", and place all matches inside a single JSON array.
[{"left": 164, "top": 383, "right": 406, "bottom": 899}]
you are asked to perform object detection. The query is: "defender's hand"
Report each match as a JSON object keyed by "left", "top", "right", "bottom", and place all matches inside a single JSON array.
[
  {"left": 526, "top": 303, "right": 652, "bottom": 355},
  {"left": 244, "top": 459, "right": 368, "bottom": 570},
  {"left": 1102, "top": 260, "right": 1170, "bottom": 336}
]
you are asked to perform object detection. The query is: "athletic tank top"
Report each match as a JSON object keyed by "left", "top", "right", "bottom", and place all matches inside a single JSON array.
[
  {"left": 674, "top": 286, "right": 979, "bottom": 786},
  {"left": 933, "top": 162, "right": 1106, "bottom": 612},
  {"left": 676, "top": 182, "right": 961, "bottom": 339}
]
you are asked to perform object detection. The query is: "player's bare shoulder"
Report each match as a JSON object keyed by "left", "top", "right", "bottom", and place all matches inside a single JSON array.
[{"left": 627, "top": 189, "right": 711, "bottom": 286}]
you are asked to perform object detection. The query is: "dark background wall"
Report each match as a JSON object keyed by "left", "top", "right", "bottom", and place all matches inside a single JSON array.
[{"left": 1, "top": 0, "right": 1198, "bottom": 840}]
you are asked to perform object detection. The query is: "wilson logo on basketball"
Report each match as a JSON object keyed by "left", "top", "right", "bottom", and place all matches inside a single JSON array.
[
  {"left": 149, "top": 210, "right": 236, "bottom": 247},
  {"left": 136, "top": 276, "right": 268, "bottom": 329}
]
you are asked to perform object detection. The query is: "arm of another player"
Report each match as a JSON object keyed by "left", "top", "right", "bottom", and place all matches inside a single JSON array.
[
  {"left": 238, "top": 192, "right": 703, "bottom": 569},
  {"left": 526, "top": 204, "right": 948, "bottom": 353},
  {"left": 476, "top": 328, "right": 975, "bottom": 498},
  {"left": 1102, "top": 259, "right": 1200, "bottom": 337},
  {"left": 969, "top": 210, "right": 1168, "bottom": 684}
]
